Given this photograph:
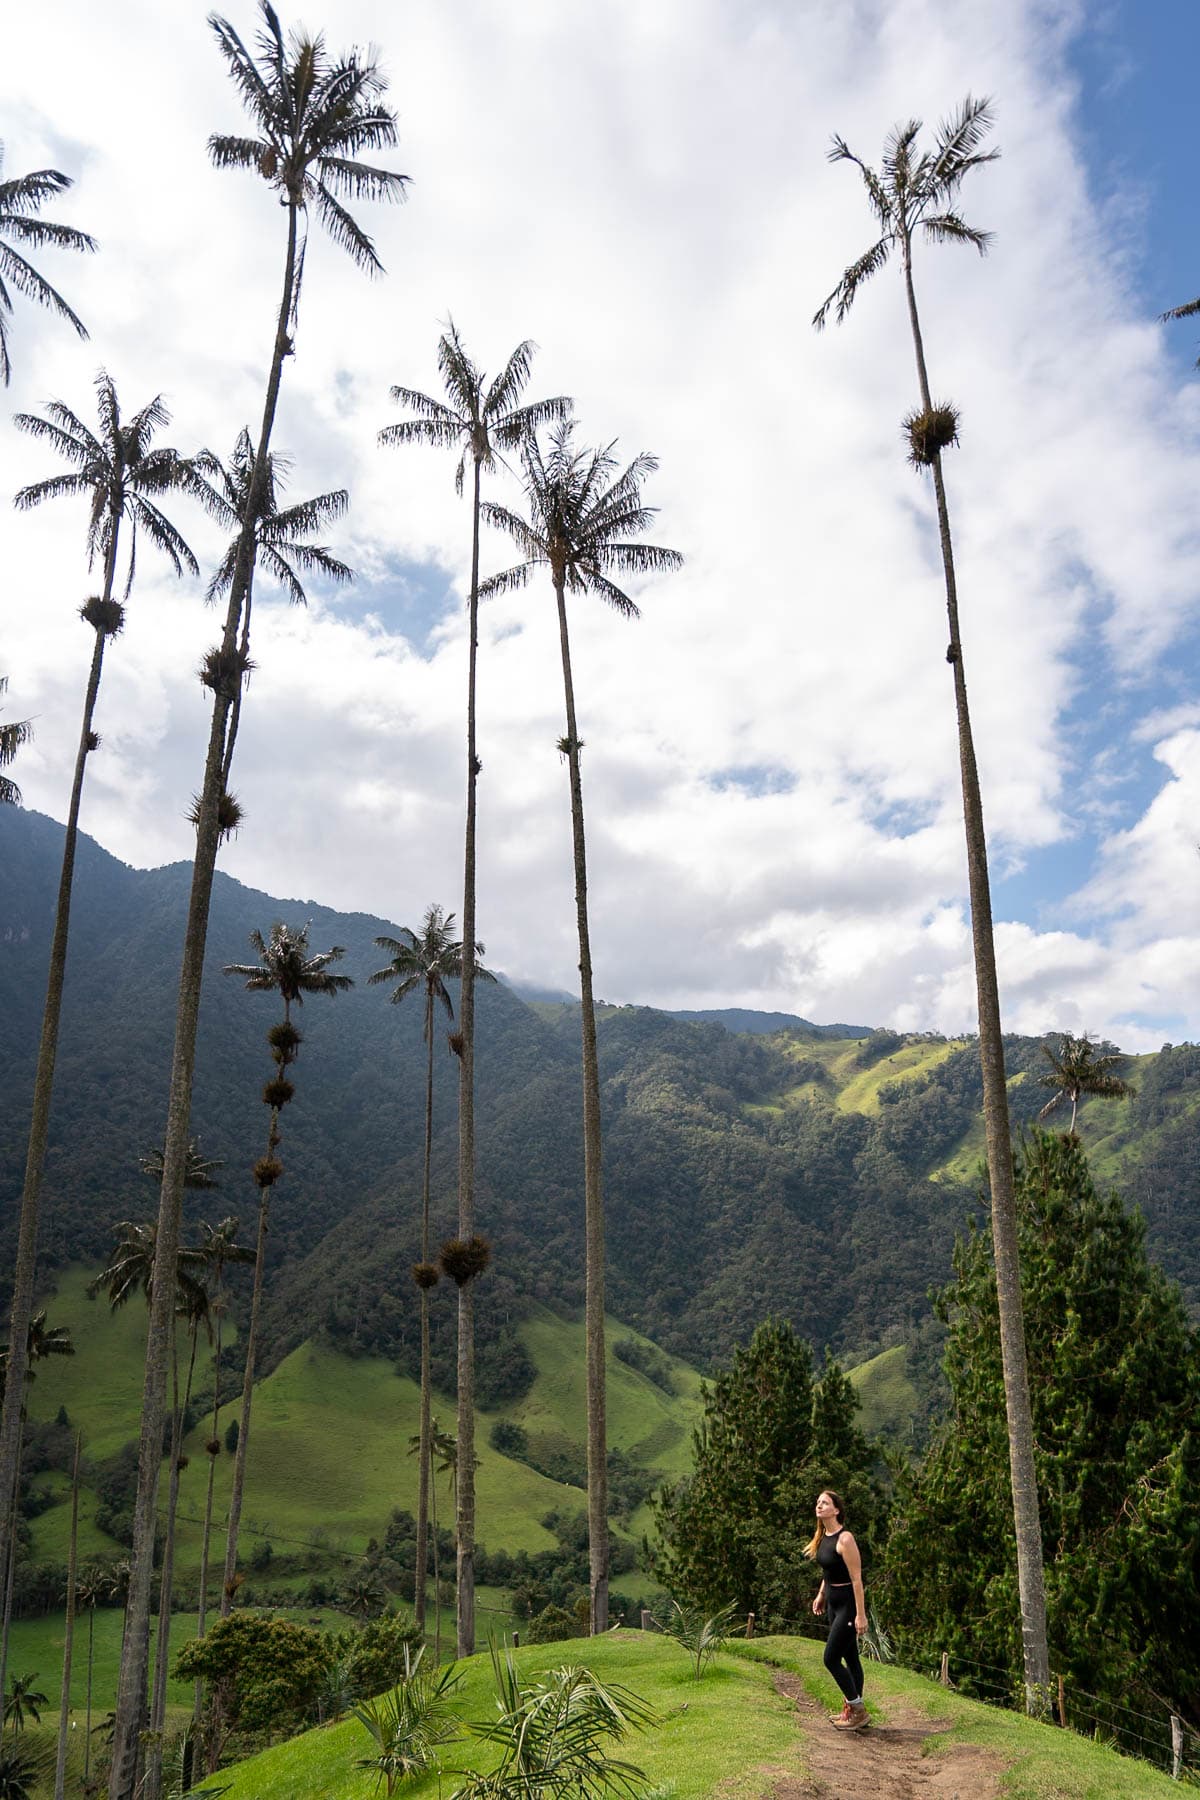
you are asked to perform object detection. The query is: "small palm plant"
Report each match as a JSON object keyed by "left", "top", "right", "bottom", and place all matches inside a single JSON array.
[
  {"left": 353, "top": 1644, "right": 461, "bottom": 1795},
  {"left": 652, "top": 1599, "right": 736, "bottom": 1681},
  {"left": 452, "top": 1646, "right": 657, "bottom": 1799},
  {"left": 2, "top": 1672, "right": 46, "bottom": 1734}
]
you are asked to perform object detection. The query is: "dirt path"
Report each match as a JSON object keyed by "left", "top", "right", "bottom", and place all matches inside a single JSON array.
[{"left": 768, "top": 1672, "right": 1006, "bottom": 1799}]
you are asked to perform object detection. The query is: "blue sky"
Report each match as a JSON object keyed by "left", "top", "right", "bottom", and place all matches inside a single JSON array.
[{"left": 4, "top": 0, "right": 1200, "bottom": 1050}]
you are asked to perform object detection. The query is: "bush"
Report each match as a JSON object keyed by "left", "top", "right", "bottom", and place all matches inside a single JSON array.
[{"left": 526, "top": 1604, "right": 582, "bottom": 1645}]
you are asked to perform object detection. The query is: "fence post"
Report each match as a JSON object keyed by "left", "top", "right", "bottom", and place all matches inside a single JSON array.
[
  {"left": 640, "top": 1609, "right": 655, "bottom": 1632},
  {"left": 1172, "top": 1713, "right": 1183, "bottom": 1780},
  {"left": 512, "top": 1631, "right": 519, "bottom": 1648},
  {"left": 939, "top": 1651, "right": 949, "bottom": 1688},
  {"left": 1057, "top": 1674, "right": 1066, "bottom": 1729},
  {"left": 746, "top": 1612, "right": 755, "bottom": 1640}
]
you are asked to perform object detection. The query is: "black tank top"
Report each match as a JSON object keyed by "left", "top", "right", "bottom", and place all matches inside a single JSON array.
[{"left": 816, "top": 1527, "right": 852, "bottom": 1584}]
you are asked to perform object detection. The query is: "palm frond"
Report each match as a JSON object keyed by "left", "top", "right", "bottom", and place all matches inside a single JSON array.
[
  {"left": 921, "top": 211, "right": 992, "bottom": 253},
  {"left": 13, "top": 470, "right": 92, "bottom": 510},
  {"left": 313, "top": 178, "right": 384, "bottom": 271},
  {"left": 930, "top": 94, "right": 998, "bottom": 191},
  {"left": 128, "top": 496, "right": 199, "bottom": 578},
  {"left": 316, "top": 154, "right": 408, "bottom": 205},
  {"left": 206, "top": 132, "right": 270, "bottom": 174},
  {"left": 0, "top": 242, "right": 88, "bottom": 334},
  {"left": 476, "top": 561, "right": 537, "bottom": 601},
  {"left": 812, "top": 234, "right": 893, "bottom": 329},
  {"left": 1161, "top": 295, "right": 1200, "bottom": 322}
]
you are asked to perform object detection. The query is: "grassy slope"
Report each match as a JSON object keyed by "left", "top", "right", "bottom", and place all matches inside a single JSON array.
[
  {"left": 215, "top": 1631, "right": 1182, "bottom": 1800},
  {"left": 748, "top": 1033, "right": 965, "bottom": 1120},
  {"left": 24, "top": 1286, "right": 705, "bottom": 1577},
  {"left": 846, "top": 1344, "right": 919, "bottom": 1439}
]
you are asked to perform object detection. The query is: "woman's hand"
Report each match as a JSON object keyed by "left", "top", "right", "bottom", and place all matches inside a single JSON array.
[
  {"left": 855, "top": 1613, "right": 867, "bottom": 1635},
  {"left": 812, "top": 1594, "right": 825, "bottom": 1617}
]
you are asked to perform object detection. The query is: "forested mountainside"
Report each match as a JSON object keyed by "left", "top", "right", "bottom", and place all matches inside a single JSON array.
[{"left": 2, "top": 805, "right": 1197, "bottom": 1395}]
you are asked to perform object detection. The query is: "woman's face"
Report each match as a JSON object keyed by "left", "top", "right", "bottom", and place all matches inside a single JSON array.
[{"left": 815, "top": 1492, "right": 838, "bottom": 1524}]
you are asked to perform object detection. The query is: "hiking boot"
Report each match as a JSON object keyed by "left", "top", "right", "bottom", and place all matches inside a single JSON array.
[
  {"left": 833, "top": 1702, "right": 869, "bottom": 1731},
  {"left": 829, "top": 1700, "right": 852, "bottom": 1725}
]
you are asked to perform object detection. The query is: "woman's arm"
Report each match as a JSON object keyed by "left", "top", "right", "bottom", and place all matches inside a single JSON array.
[
  {"left": 840, "top": 1532, "right": 867, "bottom": 1633},
  {"left": 811, "top": 1578, "right": 826, "bottom": 1616}
]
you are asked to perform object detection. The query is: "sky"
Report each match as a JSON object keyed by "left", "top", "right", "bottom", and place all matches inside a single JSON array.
[{"left": 3, "top": 0, "right": 1200, "bottom": 1052}]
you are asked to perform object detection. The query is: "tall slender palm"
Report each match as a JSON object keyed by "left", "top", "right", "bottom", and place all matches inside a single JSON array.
[
  {"left": 89, "top": 1213, "right": 210, "bottom": 1800},
  {"left": 812, "top": 96, "right": 1049, "bottom": 1707},
  {"left": 189, "top": 428, "right": 352, "bottom": 772},
  {"left": 191, "top": 1217, "right": 255, "bottom": 1740},
  {"left": 369, "top": 907, "right": 494, "bottom": 1637},
  {"left": 218, "top": 925, "right": 352, "bottom": 1631},
  {"left": 53, "top": 1433, "right": 81, "bottom": 1800},
  {"left": 112, "top": 8, "right": 405, "bottom": 1787},
  {"left": 0, "top": 1305, "right": 75, "bottom": 1719},
  {"left": 380, "top": 330, "right": 567, "bottom": 1654},
  {"left": 0, "top": 679, "right": 31, "bottom": 806},
  {"left": 1037, "top": 1032, "right": 1134, "bottom": 1134},
  {"left": 75, "top": 1565, "right": 104, "bottom": 1786},
  {"left": 0, "top": 374, "right": 197, "bottom": 1677},
  {"left": 0, "top": 142, "right": 95, "bottom": 385},
  {"left": 482, "top": 420, "right": 682, "bottom": 1633}
]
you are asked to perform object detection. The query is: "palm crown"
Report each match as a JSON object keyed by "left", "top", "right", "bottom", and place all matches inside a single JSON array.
[
  {"left": 1037, "top": 1032, "right": 1135, "bottom": 1131},
  {"left": 224, "top": 921, "right": 353, "bottom": 1021},
  {"left": 13, "top": 369, "right": 197, "bottom": 592},
  {"left": 369, "top": 906, "right": 493, "bottom": 1032},
  {"left": 191, "top": 428, "right": 352, "bottom": 605},
  {"left": 208, "top": 0, "right": 408, "bottom": 275},
  {"left": 812, "top": 95, "right": 998, "bottom": 331},
  {"left": 381, "top": 321, "right": 570, "bottom": 494},
  {"left": 0, "top": 140, "right": 96, "bottom": 384},
  {"left": 480, "top": 420, "right": 683, "bottom": 609}
]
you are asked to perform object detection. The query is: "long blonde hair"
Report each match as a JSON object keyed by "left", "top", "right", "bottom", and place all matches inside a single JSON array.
[{"left": 804, "top": 1489, "right": 845, "bottom": 1560}]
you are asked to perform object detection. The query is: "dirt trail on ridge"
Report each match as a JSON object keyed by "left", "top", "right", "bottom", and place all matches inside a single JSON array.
[{"left": 765, "top": 1671, "right": 1006, "bottom": 1799}]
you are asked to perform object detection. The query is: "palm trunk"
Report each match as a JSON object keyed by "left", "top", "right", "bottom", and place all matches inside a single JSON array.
[
  {"left": 84, "top": 1601, "right": 94, "bottom": 1785},
  {"left": 455, "top": 456, "right": 483, "bottom": 1659},
  {"left": 0, "top": 532, "right": 120, "bottom": 1635},
  {"left": 0, "top": 1418, "right": 25, "bottom": 1722},
  {"left": 430, "top": 1441, "right": 440, "bottom": 1664},
  {"left": 220, "top": 1159, "right": 274, "bottom": 1619},
  {"left": 193, "top": 1307, "right": 223, "bottom": 1732},
  {"left": 552, "top": 576, "right": 609, "bottom": 1635},
  {"left": 109, "top": 204, "right": 299, "bottom": 1800},
  {"left": 415, "top": 1011, "right": 434, "bottom": 1632},
  {"left": 902, "top": 242, "right": 1049, "bottom": 1708},
  {"left": 53, "top": 1433, "right": 80, "bottom": 1800},
  {"left": 146, "top": 1320, "right": 201, "bottom": 1800}
]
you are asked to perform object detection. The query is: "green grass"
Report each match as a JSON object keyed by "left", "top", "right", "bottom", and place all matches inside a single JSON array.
[
  {"left": 846, "top": 1344, "right": 920, "bottom": 1440},
  {"left": 5, "top": 1605, "right": 192, "bottom": 1710},
  {"left": 20, "top": 1281, "right": 708, "bottom": 1599},
  {"left": 834, "top": 1037, "right": 962, "bottom": 1117},
  {"left": 214, "top": 1631, "right": 803, "bottom": 1800},
  {"left": 732, "top": 1638, "right": 1183, "bottom": 1798},
  {"left": 212, "top": 1631, "right": 1185, "bottom": 1800}
]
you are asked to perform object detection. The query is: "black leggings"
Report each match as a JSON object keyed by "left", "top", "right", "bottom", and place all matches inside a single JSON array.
[{"left": 824, "top": 1584, "right": 864, "bottom": 1702}]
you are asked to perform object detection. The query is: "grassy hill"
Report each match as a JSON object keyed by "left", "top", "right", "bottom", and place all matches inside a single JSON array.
[
  {"left": 206, "top": 1631, "right": 1184, "bottom": 1800},
  {"left": 24, "top": 1279, "right": 707, "bottom": 1583}
]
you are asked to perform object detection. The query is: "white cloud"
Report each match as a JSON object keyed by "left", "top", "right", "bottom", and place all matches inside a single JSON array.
[{"left": 3, "top": 0, "right": 1200, "bottom": 1051}]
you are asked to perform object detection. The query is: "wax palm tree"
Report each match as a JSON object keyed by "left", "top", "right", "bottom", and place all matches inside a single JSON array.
[
  {"left": 112, "top": 15, "right": 404, "bottom": 1782},
  {"left": 189, "top": 428, "right": 352, "bottom": 774},
  {"left": 0, "top": 142, "right": 95, "bottom": 385},
  {"left": 218, "top": 925, "right": 352, "bottom": 1626},
  {"left": 481, "top": 420, "right": 682, "bottom": 1633},
  {"left": 0, "top": 1314, "right": 74, "bottom": 1719},
  {"left": 1037, "top": 1032, "right": 1134, "bottom": 1134},
  {"left": 381, "top": 329, "right": 567, "bottom": 1655},
  {"left": 89, "top": 1210, "right": 210, "bottom": 1795},
  {"left": 0, "top": 680, "right": 31, "bottom": 807},
  {"left": 812, "top": 95, "right": 1049, "bottom": 1707},
  {"left": 191, "top": 1217, "right": 255, "bottom": 1739},
  {"left": 1161, "top": 290, "right": 1200, "bottom": 363},
  {"left": 75, "top": 1564, "right": 104, "bottom": 1786},
  {"left": 53, "top": 1434, "right": 82, "bottom": 1800},
  {"left": 0, "top": 374, "right": 198, "bottom": 1665},
  {"left": 370, "top": 908, "right": 493, "bottom": 1636},
  {"left": 2, "top": 1673, "right": 46, "bottom": 1735}
]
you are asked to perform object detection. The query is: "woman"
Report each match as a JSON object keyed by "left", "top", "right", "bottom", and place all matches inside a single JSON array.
[{"left": 807, "top": 1488, "right": 868, "bottom": 1730}]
